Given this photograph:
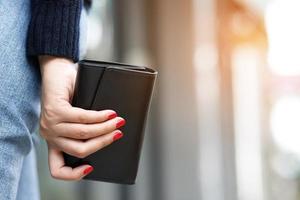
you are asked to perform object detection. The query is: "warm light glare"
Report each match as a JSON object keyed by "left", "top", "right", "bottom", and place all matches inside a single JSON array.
[
  {"left": 271, "top": 96, "right": 300, "bottom": 155},
  {"left": 265, "top": 0, "right": 300, "bottom": 76}
]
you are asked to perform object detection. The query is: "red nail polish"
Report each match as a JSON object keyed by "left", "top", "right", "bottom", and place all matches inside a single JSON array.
[
  {"left": 113, "top": 131, "right": 123, "bottom": 141},
  {"left": 83, "top": 166, "right": 94, "bottom": 175},
  {"left": 107, "top": 112, "right": 117, "bottom": 120},
  {"left": 116, "top": 119, "right": 126, "bottom": 129}
]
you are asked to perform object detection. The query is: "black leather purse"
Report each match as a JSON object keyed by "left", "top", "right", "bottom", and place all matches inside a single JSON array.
[{"left": 63, "top": 60, "right": 157, "bottom": 184}]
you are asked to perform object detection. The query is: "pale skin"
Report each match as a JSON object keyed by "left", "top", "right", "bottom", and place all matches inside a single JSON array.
[{"left": 39, "top": 56, "right": 125, "bottom": 181}]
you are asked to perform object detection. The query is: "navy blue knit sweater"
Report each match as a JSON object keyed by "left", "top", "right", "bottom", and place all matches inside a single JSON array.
[{"left": 27, "top": 0, "right": 90, "bottom": 62}]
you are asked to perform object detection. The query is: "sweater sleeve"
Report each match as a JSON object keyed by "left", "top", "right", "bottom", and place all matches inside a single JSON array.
[{"left": 27, "top": 0, "right": 83, "bottom": 62}]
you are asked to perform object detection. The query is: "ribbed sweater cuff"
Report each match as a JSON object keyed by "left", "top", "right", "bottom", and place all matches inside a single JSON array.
[{"left": 27, "top": 0, "right": 82, "bottom": 62}]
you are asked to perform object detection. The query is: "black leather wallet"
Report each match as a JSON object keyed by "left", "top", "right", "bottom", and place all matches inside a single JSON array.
[{"left": 63, "top": 60, "right": 157, "bottom": 184}]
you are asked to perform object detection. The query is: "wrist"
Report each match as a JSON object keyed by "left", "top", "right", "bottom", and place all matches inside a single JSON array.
[
  {"left": 39, "top": 56, "right": 77, "bottom": 78},
  {"left": 39, "top": 55, "right": 73, "bottom": 64}
]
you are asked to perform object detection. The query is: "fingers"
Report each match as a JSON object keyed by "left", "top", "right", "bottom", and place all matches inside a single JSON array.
[
  {"left": 55, "top": 117, "right": 126, "bottom": 139},
  {"left": 60, "top": 106, "right": 118, "bottom": 124},
  {"left": 52, "top": 130, "right": 124, "bottom": 159},
  {"left": 48, "top": 146, "right": 94, "bottom": 181}
]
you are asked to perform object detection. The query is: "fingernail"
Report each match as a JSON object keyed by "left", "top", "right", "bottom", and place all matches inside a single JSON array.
[
  {"left": 107, "top": 112, "right": 117, "bottom": 120},
  {"left": 116, "top": 119, "right": 126, "bottom": 129},
  {"left": 83, "top": 166, "right": 94, "bottom": 175},
  {"left": 113, "top": 131, "right": 123, "bottom": 141}
]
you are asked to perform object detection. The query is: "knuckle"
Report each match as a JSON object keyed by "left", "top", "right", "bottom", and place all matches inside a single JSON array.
[
  {"left": 101, "top": 123, "right": 111, "bottom": 133},
  {"left": 77, "top": 113, "right": 88, "bottom": 123},
  {"left": 39, "top": 118, "right": 48, "bottom": 130},
  {"left": 50, "top": 169, "right": 60, "bottom": 179},
  {"left": 74, "top": 146, "right": 88, "bottom": 159},
  {"left": 99, "top": 139, "right": 109, "bottom": 148},
  {"left": 76, "top": 128, "right": 88, "bottom": 139},
  {"left": 98, "top": 140, "right": 105, "bottom": 148},
  {"left": 41, "top": 105, "right": 61, "bottom": 126},
  {"left": 43, "top": 104, "right": 57, "bottom": 119},
  {"left": 39, "top": 120, "right": 49, "bottom": 139},
  {"left": 105, "top": 138, "right": 112, "bottom": 146}
]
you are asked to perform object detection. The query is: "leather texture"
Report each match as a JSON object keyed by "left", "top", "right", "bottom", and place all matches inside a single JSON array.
[{"left": 63, "top": 60, "right": 157, "bottom": 184}]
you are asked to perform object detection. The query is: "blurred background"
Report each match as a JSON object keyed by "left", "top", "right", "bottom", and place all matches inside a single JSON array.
[{"left": 36, "top": 0, "right": 300, "bottom": 199}]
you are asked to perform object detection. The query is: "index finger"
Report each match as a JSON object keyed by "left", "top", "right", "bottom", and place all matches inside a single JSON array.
[{"left": 60, "top": 106, "right": 117, "bottom": 124}]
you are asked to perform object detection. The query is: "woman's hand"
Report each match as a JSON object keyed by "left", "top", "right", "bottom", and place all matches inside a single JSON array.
[{"left": 39, "top": 56, "right": 126, "bottom": 180}]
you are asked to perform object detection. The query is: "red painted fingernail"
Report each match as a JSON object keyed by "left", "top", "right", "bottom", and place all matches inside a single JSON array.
[
  {"left": 107, "top": 112, "right": 117, "bottom": 120},
  {"left": 83, "top": 166, "right": 94, "bottom": 175},
  {"left": 116, "top": 119, "right": 126, "bottom": 129},
  {"left": 113, "top": 131, "right": 123, "bottom": 141}
]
